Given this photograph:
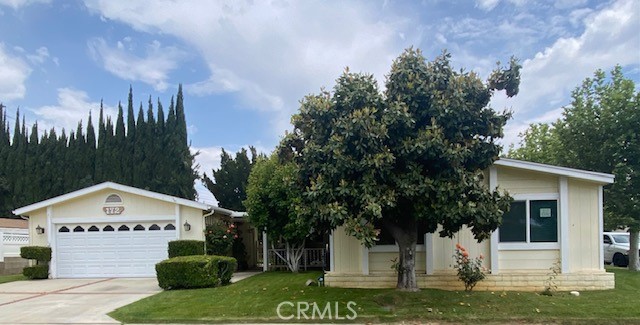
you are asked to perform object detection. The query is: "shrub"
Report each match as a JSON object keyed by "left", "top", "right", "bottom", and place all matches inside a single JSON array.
[
  {"left": 168, "top": 240, "right": 205, "bottom": 258},
  {"left": 215, "top": 256, "right": 238, "bottom": 285},
  {"left": 20, "top": 246, "right": 52, "bottom": 263},
  {"left": 156, "top": 255, "right": 219, "bottom": 290},
  {"left": 453, "top": 243, "right": 486, "bottom": 291},
  {"left": 23, "top": 265, "right": 49, "bottom": 279},
  {"left": 205, "top": 220, "right": 237, "bottom": 256}
]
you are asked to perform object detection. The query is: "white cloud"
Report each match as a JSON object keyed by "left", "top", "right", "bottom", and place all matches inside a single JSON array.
[
  {"left": 493, "top": 0, "right": 640, "bottom": 148},
  {"left": 83, "top": 0, "right": 413, "bottom": 134},
  {"left": 87, "top": 37, "right": 186, "bottom": 91},
  {"left": 0, "top": 43, "right": 31, "bottom": 100},
  {"left": 30, "top": 87, "right": 117, "bottom": 134},
  {"left": 0, "top": 0, "right": 49, "bottom": 9},
  {"left": 26, "top": 46, "right": 49, "bottom": 64},
  {"left": 476, "top": 0, "right": 500, "bottom": 11}
]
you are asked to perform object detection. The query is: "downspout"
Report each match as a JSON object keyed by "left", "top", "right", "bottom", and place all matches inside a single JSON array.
[{"left": 202, "top": 208, "right": 215, "bottom": 255}]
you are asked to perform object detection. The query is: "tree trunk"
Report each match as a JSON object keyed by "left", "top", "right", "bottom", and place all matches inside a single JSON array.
[
  {"left": 271, "top": 240, "right": 306, "bottom": 273},
  {"left": 629, "top": 229, "right": 639, "bottom": 271},
  {"left": 384, "top": 219, "right": 419, "bottom": 291}
]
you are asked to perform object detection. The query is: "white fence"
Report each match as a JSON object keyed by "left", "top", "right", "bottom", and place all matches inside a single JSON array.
[
  {"left": 0, "top": 229, "right": 29, "bottom": 262},
  {"left": 265, "top": 248, "right": 326, "bottom": 271}
]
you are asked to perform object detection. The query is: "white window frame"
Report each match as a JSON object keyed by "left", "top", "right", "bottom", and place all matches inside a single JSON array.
[{"left": 499, "top": 193, "right": 560, "bottom": 251}]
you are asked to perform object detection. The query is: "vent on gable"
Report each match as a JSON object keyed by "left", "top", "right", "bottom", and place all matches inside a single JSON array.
[{"left": 105, "top": 194, "right": 123, "bottom": 204}]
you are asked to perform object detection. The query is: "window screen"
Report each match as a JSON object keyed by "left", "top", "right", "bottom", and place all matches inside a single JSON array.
[
  {"left": 530, "top": 200, "right": 558, "bottom": 242},
  {"left": 499, "top": 201, "right": 526, "bottom": 242}
]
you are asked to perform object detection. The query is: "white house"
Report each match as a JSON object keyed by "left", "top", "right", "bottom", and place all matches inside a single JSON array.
[
  {"left": 325, "top": 158, "right": 616, "bottom": 291},
  {"left": 12, "top": 182, "right": 247, "bottom": 278}
]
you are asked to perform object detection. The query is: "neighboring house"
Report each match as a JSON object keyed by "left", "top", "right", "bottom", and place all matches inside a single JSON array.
[
  {"left": 0, "top": 217, "right": 29, "bottom": 274},
  {"left": 12, "top": 182, "right": 247, "bottom": 278},
  {"left": 325, "top": 158, "right": 615, "bottom": 291}
]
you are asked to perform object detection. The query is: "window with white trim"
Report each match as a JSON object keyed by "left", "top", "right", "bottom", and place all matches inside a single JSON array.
[{"left": 499, "top": 197, "right": 558, "bottom": 244}]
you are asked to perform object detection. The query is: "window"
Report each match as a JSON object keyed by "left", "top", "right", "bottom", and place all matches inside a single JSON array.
[
  {"left": 164, "top": 224, "right": 176, "bottom": 230},
  {"left": 103, "top": 225, "right": 114, "bottom": 231},
  {"left": 73, "top": 226, "right": 85, "bottom": 232},
  {"left": 149, "top": 224, "right": 160, "bottom": 231},
  {"left": 118, "top": 225, "right": 130, "bottom": 231},
  {"left": 105, "top": 194, "right": 123, "bottom": 204},
  {"left": 133, "top": 224, "right": 145, "bottom": 231},
  {"left": 373, "top": 220, "right": 429, "bottom": 246},
  {"left": 499, "top": 199, "right": 558, "bottom": 244},
  {"left": 58, "top": 226, "right": 70, "bottom": 233},
  {"left": 88, "top": 225, "right": 99, "bottom": 232},
  {"left": 603, "top": 235, "right": 612, "bottom": 244}
]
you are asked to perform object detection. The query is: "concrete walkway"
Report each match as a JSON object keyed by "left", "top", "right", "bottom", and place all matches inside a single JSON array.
[{"left": 0, "top": 272, "right": 260, "bottom": 324}]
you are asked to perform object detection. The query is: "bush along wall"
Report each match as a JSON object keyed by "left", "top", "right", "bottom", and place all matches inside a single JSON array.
[
  {"left": 20, "top": 246, "right": 52, "bottom": 279},
  {"left": 168, "top": 240, "right": 205, "bottom": 258},
  {"left": 155, "top": 255, "right": 237, "bottom": 290}
]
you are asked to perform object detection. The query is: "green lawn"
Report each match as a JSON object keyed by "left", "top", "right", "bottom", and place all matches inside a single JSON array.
[
  {"left": 110, "top": 267, "right": 639, "bottom": 324},
  {"left": 0, "top": 274, "right": 25, "bottom": 284}
]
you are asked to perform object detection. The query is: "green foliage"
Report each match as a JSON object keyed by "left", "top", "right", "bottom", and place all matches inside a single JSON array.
[
  {"left": 216, "top": 256, "right": 238, "bottom": 285},
  {"left": 205, "top": 220, "right": 237, "bottom": 256},
  {"left": 279, "top": 48, "right": 518, "bottom": 288},
  {"left": 245, "top": 155, "right": 308, "bottom": 246},
  {"left": 22, "top": 265, "right": 49, "bottom": 280},
  {"left": 20, "top": 246, "right": 52, "bottom": 262},
  {"left": 203, "top": 147, "right": 259, "bottom": 211},
  {"left": 507, "top": 66, "right": 639, "bottom": 232},
  {"left": 156, "top": 255, "right": 217, "bottom": 290},
  {"left": 168, "top": 240, "right": 205, "bottom": 258},
  {"left": 453, "top": 244, "right": 485, "bottom": 291},
  {"left": 1, "top": 85, "right": 198, "bottom": 216},
  {"left": 155, "top": 255, "right": 236, "bottom": 290}
]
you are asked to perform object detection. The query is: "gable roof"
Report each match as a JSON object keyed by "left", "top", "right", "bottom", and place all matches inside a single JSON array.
[
  {"left": 13, "top": 182, "right": 211, "bottom": 216},
  {"left": 495, "top": 158, "right": 615, "bottom": 184}
]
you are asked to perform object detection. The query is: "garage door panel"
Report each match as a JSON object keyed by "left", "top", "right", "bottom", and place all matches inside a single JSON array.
[{"left": 55, "top": 223, "right": 176, "bottom": 278}]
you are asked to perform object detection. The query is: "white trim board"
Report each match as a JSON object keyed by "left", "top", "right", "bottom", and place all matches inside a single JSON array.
[
  {"left": 494, "top": 158, "right": 614, "bottom": 184},
  {"left": 13, "top": 182, "right": 211, "bottom": 215}
]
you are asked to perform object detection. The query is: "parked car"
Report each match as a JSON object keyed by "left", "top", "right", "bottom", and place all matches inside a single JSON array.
[{"left": 603, "top": 232, "right": 639, "bottom": 267}]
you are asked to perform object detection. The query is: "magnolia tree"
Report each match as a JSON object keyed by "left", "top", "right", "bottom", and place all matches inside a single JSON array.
[
  {"left": 280, "top": 49, "right": 520, "bottom": 290},
  {"left": 244, "top": 155, "right": 310, "bottom": 272}
]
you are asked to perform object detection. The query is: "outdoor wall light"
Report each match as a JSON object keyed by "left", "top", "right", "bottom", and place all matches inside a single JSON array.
[
  {"left": 183, "top": 221, "right": 191, "bottom": 231},
  {"left": 36, "top": 225, "right": 45, "bottom": 235}
]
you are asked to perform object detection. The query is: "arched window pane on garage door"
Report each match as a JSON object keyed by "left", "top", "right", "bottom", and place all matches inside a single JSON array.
[
  {"left": 73, "top": 226, "right": 84, "bottom": 232},
  {"left": 59, "top": 226, "right": 69, "bottom": 232},
  {"left": 133, "top": 224, "right": 145, "bottom": 231},
  {"left": 88, "top": 226, "right": 99, "bottom": 232},
  {"left": 118, "top": 225, "right": 130, "bottom": 231},
  {"left": 149, "top": 224, "right": 160, "bottom": 231},
  {"left": 103, "top": 225, "right": 114, "bottom": 231},
  {"left": 164, "top": 224, "right": 175, "bottom": 230}
]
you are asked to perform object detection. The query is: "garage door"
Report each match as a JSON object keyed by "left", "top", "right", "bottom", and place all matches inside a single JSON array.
[{"left": 55, "top": 222, "right": 176, "bottom": 278}]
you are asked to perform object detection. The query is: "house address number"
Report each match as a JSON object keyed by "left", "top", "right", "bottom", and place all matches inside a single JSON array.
[{"left": 103, "top": 206, "right": 125, "bottom": 215}]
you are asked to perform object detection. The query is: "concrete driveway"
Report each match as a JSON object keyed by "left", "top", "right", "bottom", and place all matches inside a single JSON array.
[{"left": 0, "top": 277, "right": 161, "bottom": 324}]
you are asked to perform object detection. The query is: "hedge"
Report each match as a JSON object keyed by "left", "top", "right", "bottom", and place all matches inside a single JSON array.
[
  {"left": 216, "top": 256, "right": 237, "bottom": 285},
  {"left": 155, "top": 255, "right": 237, "bottom": 290},
  {"left": 20, "top": 246, "right": 52, "bottom": 262},
  {"left": 23, "top": 265, "right": 49, "bottom": 279},
  {"left": 168, "top": 240, "right": 205, "bottom": 258}
]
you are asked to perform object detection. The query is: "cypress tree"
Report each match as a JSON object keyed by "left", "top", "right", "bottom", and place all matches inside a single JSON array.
[
  {"left": 125, "top": 87, "right": 136, "bottom": 184},
  {"left": 132, "top": 104, "right": 146, "bottom": 188},
  {"left": 94, "top": 105, "right": 106, "bottom": 183},
  {"left": 114, "top": 103, "right": 125, "bottom": 183}
]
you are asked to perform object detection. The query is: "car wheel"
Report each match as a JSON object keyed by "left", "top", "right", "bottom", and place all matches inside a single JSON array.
[{"left": 613, "top": 253, "right": 629, "bottom": 267}]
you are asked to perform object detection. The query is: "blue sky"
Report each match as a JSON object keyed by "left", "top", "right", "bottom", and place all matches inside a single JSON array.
[{"left": 0, "top": 0, "right": 638, "bottom": 205}]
